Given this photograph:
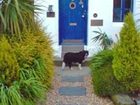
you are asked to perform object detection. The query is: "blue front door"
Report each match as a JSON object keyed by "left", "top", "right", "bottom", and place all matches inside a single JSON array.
[{"left": 59, "top": 0, "right": 88, "bottom": 45}]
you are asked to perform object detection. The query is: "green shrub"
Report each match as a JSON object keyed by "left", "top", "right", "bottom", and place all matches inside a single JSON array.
[
  {"left": 0, "top": 78, "right": 46, "bottom": 105},
  {"left": 90, "top": 50, "right": 127, "bottom": 96},
  {"left": 0, "top": 82, "right": 23, "bottom": 105},
  {"left": 0, "top": 24, "right": 54, "bottom": 105},
  {"left": 19, "top": 78, "right": 46, "bottom": 103},
  {"left": 35, "top": 37, "right": 54, "bottom": 88},
  {"left": 113, "top": 13, "right": 140, "bottom": 91},
  {"left": 29, "top": 23, "right": 54, "bottom": 88},
  {"left": 0, "top": 36, "right": 46, "bottom": 105},
  {"left": 90, "top": 50, "right": 113, "bottom": 70},
  {"left": 0, "top": 36, "right": 19, "bottom": 86},
  {"left": 10, "top": 23, "right": 54, "bottom": 89}
]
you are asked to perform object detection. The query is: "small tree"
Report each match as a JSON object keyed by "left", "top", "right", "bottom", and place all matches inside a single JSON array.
[{"left": 113, "top": 12, "right": 140, "bottom": 91}]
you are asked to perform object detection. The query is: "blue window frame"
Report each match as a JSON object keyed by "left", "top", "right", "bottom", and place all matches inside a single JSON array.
[{"left": 113, "top": 0, "right": 133, "bottom": 22}]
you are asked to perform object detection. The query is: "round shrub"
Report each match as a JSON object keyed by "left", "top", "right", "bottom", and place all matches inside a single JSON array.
[{"left": 90, "top": 50, "right": 127, "bottom": 96}]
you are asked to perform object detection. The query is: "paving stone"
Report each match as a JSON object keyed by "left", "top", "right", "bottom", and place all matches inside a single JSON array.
[
  {"left": 55, "top": 67, "right": 90, "bottom": 77},
  {"left": 62, "top": 76, "right": 84, "bottom": 82},
  {"left": 59, "top": 87, "right": 86, "bottom": 96},
  {"left": 111, "top": 94, "right": 135, "bottom": 105}
]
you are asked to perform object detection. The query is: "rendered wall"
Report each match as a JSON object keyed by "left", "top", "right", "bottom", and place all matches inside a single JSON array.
[{"left": 35, "top": 0, "right": 139, "bottom": 57}]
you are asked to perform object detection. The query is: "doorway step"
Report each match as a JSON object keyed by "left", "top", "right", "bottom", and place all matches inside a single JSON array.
[{"left": 61, "top": 40, "right": 84, "bottom": 58}]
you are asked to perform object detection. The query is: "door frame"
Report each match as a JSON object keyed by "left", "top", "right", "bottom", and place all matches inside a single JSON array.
[{"left": 59, "top": 0, "right": 88, "bottom": 45}]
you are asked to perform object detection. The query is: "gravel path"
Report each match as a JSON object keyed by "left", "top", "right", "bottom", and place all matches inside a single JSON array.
[{"left": 43, "top": 67, "right": 114, "bottom": 105}]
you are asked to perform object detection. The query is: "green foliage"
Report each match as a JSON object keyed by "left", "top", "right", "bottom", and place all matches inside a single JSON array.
[
  {"left": 31, "top": 23, "right": 54, "bottom": 88},
  {"left": 113, "top": 12, "right": 140, "bottom": 91},
  {"left": 0, "top": 0, "right": 41, "bottom": 35},
  {"left": 0, "top": 23, "right": 54, "bottom": 105},
  {"left": 93, "top": 28, "right": 113, "bottom": 50},
  {"left": 90, "top": 50, "right": 127, "bottom": 96},
  {"left": 0, "top": 79, "right": 46, "bottom": 105},
  {"left": 0, "top": 36, "right": 19, "bottom": 86},
  {"left": 0, "top": 1, "right": 54, "bottom": 105},
  {"left": 90, "top": 50, "right": 113, "bottom": 70},
  {"left": 0, "top": 82, "right": 23, "bottom": 105},
  {"left": 11, "top": 25, "right": 54, "bottom": 89},
  {"left": 19, "top": 78, "right": 46, "bottom": 103}
]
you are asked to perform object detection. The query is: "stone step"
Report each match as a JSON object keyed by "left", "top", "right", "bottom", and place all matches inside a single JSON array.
[
  {"left": 59, "top": 87, "right": 86, "bottom": 96},
  {"left": 54, "top": 57, "right": 90, "bottom": 66},
  {"left": 61, "top": 76, "right": 84, "bottom": 82},
  {"left": 59, "top": 67, "right": 90, "bottom": 77},
  {"left": 61, "top": 39, "right": 84, "bottom": 58},
  {"left": 62, "top": 46, "right": 84, "bottom": 58},
  {"left": 62, "top": 40, "right": 84, "bottom": 44}
]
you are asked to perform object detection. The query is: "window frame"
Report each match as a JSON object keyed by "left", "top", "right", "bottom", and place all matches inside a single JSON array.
[{"left": 113, "top": 0, "right": 133, "bottom": 22}]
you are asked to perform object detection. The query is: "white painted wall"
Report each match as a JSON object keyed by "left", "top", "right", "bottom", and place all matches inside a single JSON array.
[
  {"left": 34, "top": 0, "right": 60, "bottom": 57},
  {"left": 35, "top": 0, "right": 139, "bottom": 57}
]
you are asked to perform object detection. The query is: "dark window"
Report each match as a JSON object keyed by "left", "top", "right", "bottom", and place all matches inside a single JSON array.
[{"left": 113, "top": 0, "right": 133, "bottom": 22}]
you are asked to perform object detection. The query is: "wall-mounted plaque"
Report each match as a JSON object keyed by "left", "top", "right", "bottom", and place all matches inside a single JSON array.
[{"left": 91, "top": 19, "right": 103, "bottom": 26}]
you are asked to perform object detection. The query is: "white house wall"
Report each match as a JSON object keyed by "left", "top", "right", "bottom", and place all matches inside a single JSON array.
[
  {"left": 35, "top": 0, "right": 139, "bottom": 57},
  {"left": 34, "top": 0, "right": 60, "bottom": 57}
]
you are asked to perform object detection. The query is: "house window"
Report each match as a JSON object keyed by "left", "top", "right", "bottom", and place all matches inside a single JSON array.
[{"left": 113, "top": 0, "right": 133, "bottom": 22}]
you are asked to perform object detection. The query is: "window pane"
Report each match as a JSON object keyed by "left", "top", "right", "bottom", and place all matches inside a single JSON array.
[
  {"left": 113, "top": 0, "right": 133, "bottom": 22},
  {"left": 125, "top": 0, "right": 131, "bottom": 8},
  {"left": 114, "top": 0, "right": 121, "bottom": 8},
  {"left": 113, "top": 0, "right": 122, "bottom": 22},
  {"left": 124, "top": 0, "right": 132, "bottom": 15}
]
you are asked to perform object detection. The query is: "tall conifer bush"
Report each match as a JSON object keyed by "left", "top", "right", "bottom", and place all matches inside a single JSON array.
[{"left": 113, "top": 13, "right": 140, "bottom": 91}]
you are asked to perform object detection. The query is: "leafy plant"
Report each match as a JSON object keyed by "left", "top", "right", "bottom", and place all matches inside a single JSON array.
[
  {"left": 29, "top": 23, "right": 54, "bottom": 88},
  {"left": 0, "top": 0, "right": 54, "bottom": 105},
  {"left": 0, "top": 78, "right": 46, "bottom": 105},
  {"left": 0, "top": 0, "right": 41, "bottom": 35},
  {"left": 9, "top": 22, "right": 54, "bottom": 88},
  {"left": 93, "top": 28, "right": 113, "bottom": 50},
  {"left": 0, "top": 82, "right": 23, "bottom": 105},
  {"left": 0, "top": 36, "right": 19, "bottom": 86},
  {"left": 90, "top": 50, "right": 127, "bottom": 96},
  {"left": 0, "top": 23, "right": 54, "bottom": 105},
  {"left": 113, "top": 12, "right": 140, "bottom": 91},
  {"left": 90, "top": 50, "right": 113, "bottom": 70},
  {"left": 19, "top": 78, "right": 46, "bottom": 103}
]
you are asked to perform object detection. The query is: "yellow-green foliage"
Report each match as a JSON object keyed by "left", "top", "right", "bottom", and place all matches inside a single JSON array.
[
  {"left": 90, "top": 50, "right": 127, "bottom": 96},
  {"left": 31, "top": 23, "right": 54, "bottom": 87},
  {"left": 12, "top": 33, "right": 37, "bottom": 69},
  {"left": 0, "top": 36, "right": 19, "bottom": 86},
  {"left": 113, "top": 13, "right": 140, "bottom": 91},
  {"left": 11, "top": 23, "right": 54, "bottom": 88}
]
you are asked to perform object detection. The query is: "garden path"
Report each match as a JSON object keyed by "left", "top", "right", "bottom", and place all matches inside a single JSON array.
[{"left": 43, "top": 66, "right": 114, "bottom": 105}]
